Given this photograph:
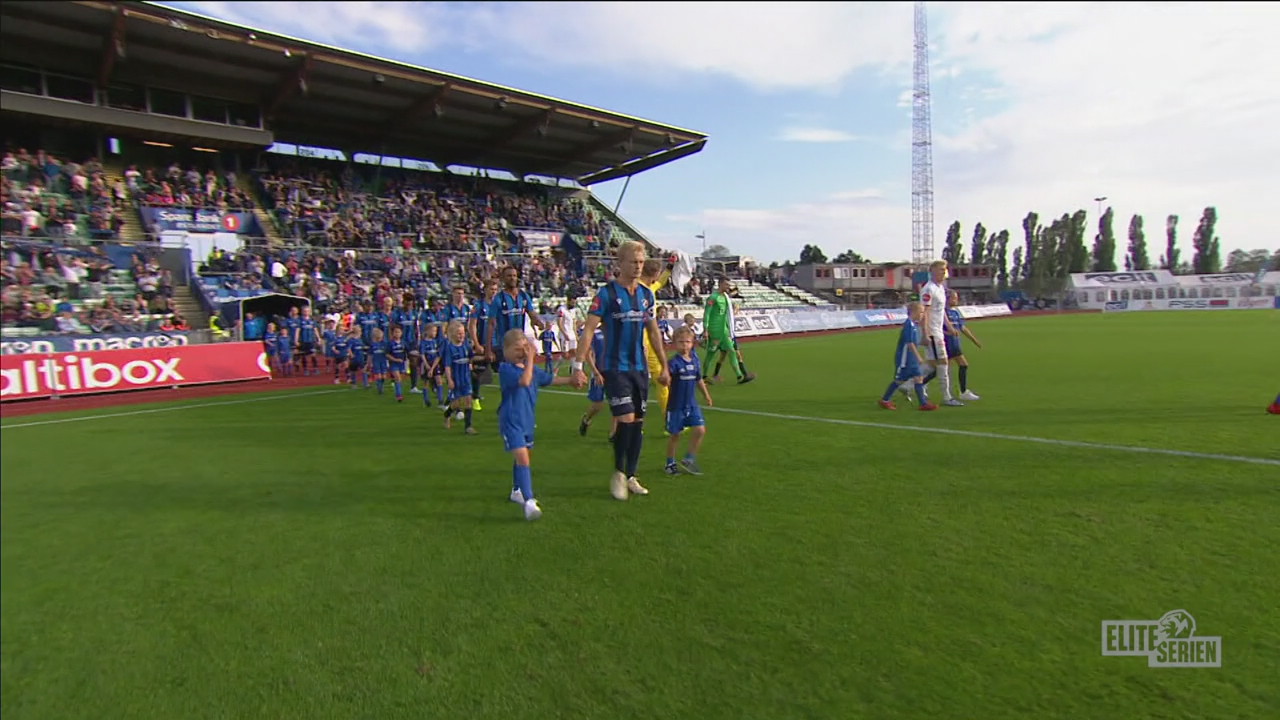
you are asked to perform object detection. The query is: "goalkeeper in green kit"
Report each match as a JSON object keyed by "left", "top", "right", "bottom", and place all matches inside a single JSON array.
[{"left": 702, "top": 277, "right": 756, "bottom": 385}]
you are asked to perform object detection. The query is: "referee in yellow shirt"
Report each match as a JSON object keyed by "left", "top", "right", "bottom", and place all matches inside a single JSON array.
[{"left": 640, "top": 258, "right": 673, "bottom": 421}]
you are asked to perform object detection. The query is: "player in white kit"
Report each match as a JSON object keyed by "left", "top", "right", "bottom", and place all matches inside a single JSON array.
[
  {"left": 920, "top": 260, "right": 964, "bottom": 407},
  {"left": 556, "top": 290, "right": 584, "bottom": 371}
]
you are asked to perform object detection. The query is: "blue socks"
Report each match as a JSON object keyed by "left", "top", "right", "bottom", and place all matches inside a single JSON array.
[
  {"left": 436, "top": 384, "right": 445, "bottom": 405},
  {"left": 464, "top": 409, "right": 473, "bottom": 428},
  {"left": 422, "top": 385, "right": 431, "bottom": 405},
  {"left": 376, "top": 379, "right": 385, "bottom": 394},
  {"left": 881, "top": 382, "right": 899, "bottom": 403},
  {"left": 394, "top": 380, "right": 402, "bottom": 397},
  {"left": 513, "top": 464, "right": 534, "bottom": 501},
  {"left": 915, "top": 383, "right": 927, "bottom": 405}
]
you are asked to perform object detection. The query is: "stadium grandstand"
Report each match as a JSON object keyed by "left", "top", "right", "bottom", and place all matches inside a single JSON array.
[{"left": 1, "top": 0, "right": 828, "bottom": 350}]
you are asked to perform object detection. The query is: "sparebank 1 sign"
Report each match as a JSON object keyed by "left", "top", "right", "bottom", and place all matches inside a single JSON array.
[{"left": 142, "top": 207, "right": 255, "bottom": 234}]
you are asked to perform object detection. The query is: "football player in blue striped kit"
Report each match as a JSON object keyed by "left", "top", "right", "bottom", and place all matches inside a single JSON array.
[
  {"left": 577, "top": 325, "right": 613, "bottom": 438},
  {"left": 369, "top": 327, "right": 390, "bottom": 395},
  {"left": 346, "top": 325, "right": 369, "bottom": 388},
  {"left": 329, "top": 328, "right": 350, "bottom": 384},
  {"left": 276, "top": 324, "right": 294, "bottom": 378},
  {"left": 387, "top": 326, "right": 409, "bottom": 402},
  {"left": 571, "top": 241, "right": 671, "bottom": 501},
  {"left": 419, "top": 322, "right": 445, "bottom": 407},
  {"left": 485, "top": 266, "right": 548, "bottom": 368},
  {"left": 392, "top": 292, "right": 419, "bottom": 391},
  {"left": 469, "top": 279, "right": 498, "bottom": 411},
  {"left": 499, "top": 329, "right": 577, "bottom": 521},
  {"left": 442, "top": 320, "right": 477, "bottom": 434}
]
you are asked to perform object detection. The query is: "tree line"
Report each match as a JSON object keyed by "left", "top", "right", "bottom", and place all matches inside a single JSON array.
[{"left": 776, "top": 207, "right": 1278, "bottom": 296}]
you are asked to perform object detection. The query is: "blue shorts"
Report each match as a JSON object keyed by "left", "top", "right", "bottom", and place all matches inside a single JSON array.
[
  {"left": 588, "top": 378, "right": 605, "bottom": 403},
  {"left": 350, "top": 355, "right": 365, "bottom": 368},
  {"left": 603, "top": 369, "right": 649, "bottom": 419},
  {"left": 665, "top": 405, "right": 706, "bottom": 436},
  {"left": 389, "top": 361, "right": 406, "bottom": 374},
  {"left": 449, "top": 374, "right": 473, "bottom": 401},
  {"left": 501, "top": 424, "right": 534, "bottom": 452},
  {"left": 371, "top": 360, "right": 389, "bottom": 374},
  {"left": 278, "top": 353, "right": 292, "bottom": 364},
  {"left": 895, "top": 364, "right": 923, "bottom": 383},
  {"left": 945, "top": 337, "right": 963, "bottom": 358}
]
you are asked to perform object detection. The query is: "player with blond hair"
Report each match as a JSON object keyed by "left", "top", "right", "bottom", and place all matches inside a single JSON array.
[
  {"left": 572, "top": 241, "right": 670, "bottom": 500},
  {"left": 920, "top": 260, "right": 963, "bottom": 407}
]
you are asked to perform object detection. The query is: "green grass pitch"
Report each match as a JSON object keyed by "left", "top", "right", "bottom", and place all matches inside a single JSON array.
[{"left": 2, "top": 311, "right": 1277, "bottom": 720}]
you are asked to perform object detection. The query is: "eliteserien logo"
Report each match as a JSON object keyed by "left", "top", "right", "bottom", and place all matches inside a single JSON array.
[{"left": 1101, "top": 610, "right": 1221, "bottom": 668}]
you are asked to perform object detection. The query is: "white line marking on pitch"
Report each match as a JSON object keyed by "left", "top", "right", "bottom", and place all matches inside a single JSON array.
[
  {"left": 541, "top": 390, "right": 1280, "bottom": 467},
  {"left": 0, "top": 389, "right": 347, "bottom": 430}
]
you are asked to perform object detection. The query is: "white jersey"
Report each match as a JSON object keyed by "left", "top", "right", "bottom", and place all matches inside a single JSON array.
[
  {"left": 920, "top": 281, "right": 948, "bottom": 337},
  {"left": 557, "top": 304, "right": 581, "bottom": 349}
]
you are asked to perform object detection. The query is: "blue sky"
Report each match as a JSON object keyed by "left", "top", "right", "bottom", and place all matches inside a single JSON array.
[{"left": 164, "top": 2, "right": 1279, "bottom": 265}]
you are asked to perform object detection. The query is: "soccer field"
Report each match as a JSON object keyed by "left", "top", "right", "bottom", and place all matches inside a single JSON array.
[{"left": 2, "top": 311, "right": 1277, "bottom": 720}]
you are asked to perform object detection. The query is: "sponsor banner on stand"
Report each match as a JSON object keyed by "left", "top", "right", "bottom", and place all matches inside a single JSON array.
[
  {"left": 731, "top": 313, "right": 783, "bottom": 338},
  {"left": 1104, "top": 297, "right": 1276, "bottom": 311},
  {"left": 0, "top": 342, "right": 269, "bottom": 401},
  {"left": 1236, "top": 296, "right": 1276, "bottom": 309},
  {"left": 0, "top": 332, "right": 190, "bottom": 356},
  {"left": 516, "top": 230, "right": 563, "bottom": 248},
  {"left": 767, "top": 304, "right": 1011, "bottom": 334},
  {"left": 139, "top": 207, "right": 262, "bottom": 235}
]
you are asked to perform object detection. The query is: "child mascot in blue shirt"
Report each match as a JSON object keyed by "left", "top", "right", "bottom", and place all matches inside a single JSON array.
[{"left": 499, "top": 328, "right": 576, "bottom": 520}]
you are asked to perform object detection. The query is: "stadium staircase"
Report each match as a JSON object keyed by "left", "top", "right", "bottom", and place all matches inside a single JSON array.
[
  {"left": 236, "top": 175, "right": 286, "bottom": 247},
  {"left": 777, "top": 285, "right": 830, "bottom": 307},
  {"left": 100, "top": 162, "right": 149, "bottom": 244},
  {"left": 172, "top": 284, "right": 210, "bottom": 331},
  {"left": 576, "top": 190, "right": 651, "bottom": 249}
]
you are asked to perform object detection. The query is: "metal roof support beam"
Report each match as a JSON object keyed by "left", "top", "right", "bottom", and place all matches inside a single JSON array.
[
  {"left": 556, "top": 126, "right": 636, "bottom": 172},
  {"left": 97, "top": 5, "right": 127, "bottom": 89},
  {"left": 379, "top": 82, "right": 451, "bottom": 137},
  {"left": 263, "top": 55, "right": 312, "bottom": 122},
  {"left": 461, "top": 108, "right": 555, "bottom": 166}
]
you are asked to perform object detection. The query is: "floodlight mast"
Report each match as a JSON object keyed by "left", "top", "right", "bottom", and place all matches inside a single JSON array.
[{"left": 911, "top": 1, "right": 935, "bottom": 266}]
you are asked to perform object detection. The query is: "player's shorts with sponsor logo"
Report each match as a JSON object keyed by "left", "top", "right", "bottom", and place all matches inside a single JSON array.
[
  {"left": 602, "top": 369, "right": 649, "bottom": 419},
  {"left": 665, "top": 405, "right": 706, "bottom": 436},
  {"left": 925, "top": 335, "right": 949, "bottom": 362}
]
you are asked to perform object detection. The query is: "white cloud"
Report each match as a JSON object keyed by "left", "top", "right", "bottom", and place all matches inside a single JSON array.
[
  {"left": 651, "top": 2, "right": 1280, "bottom": 262},
  {"left": 177, "top": 1, "right": 915, "bottom": 92},
  {"left": 174, "top": 1, "right": 450, "bottom": 54},
  {"left": 777, "top": 127, "right": 863, "bottom": 143}
]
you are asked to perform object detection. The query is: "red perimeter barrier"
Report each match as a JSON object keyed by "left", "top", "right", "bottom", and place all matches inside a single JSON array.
[{"left": 0, "top": 342, "right": 270, "bottom": 402}]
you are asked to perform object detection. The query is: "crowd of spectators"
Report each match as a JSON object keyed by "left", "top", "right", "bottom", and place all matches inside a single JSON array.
[
  {"left": 253, "top": 159, "right": 621, "bottom": 254},
  {"left": 124, "top": 163, "right": 256, "bottom": 211},
  {"left": 200, "top": 244, "right": 620, "bottom": 318},
  {"left": 1, "top": 240, "right": 187, "bottom": 334},
  {"left": 2, "top": 148, "right": 127, "bottom": 241}
]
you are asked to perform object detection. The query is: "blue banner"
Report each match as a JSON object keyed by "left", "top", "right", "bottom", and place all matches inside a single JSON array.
[
  {"left": 0, "top": 332, "right": 190, "bottom": 356},
  {"left": 139, "top": 207, "right": 262, "bottom": 235}
]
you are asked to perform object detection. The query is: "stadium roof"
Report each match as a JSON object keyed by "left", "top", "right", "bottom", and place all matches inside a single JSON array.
[{"left": 0, "top": 0, "right": 708, "bottom": 184}]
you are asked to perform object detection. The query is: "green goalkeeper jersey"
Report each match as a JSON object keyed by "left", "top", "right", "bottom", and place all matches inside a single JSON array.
[{"left": 704, "top": 292, "right": 731, "bottom": 336}]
